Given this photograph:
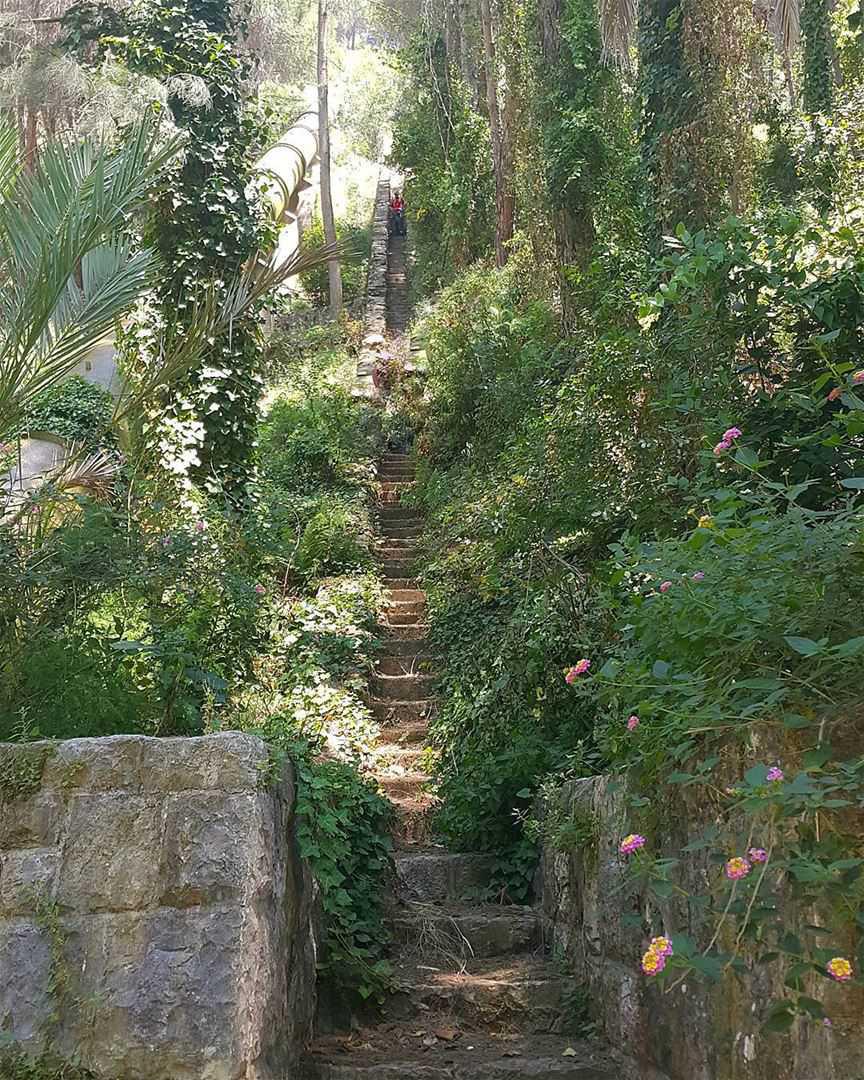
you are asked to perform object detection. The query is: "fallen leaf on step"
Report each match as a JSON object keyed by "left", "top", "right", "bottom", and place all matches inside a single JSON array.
[
  {"left": 412, "top": 1030, "right": 426, "bottom": 1037},
  {"left": 502, "top": 1049, "right": 522, "bottom": 1057},
  {"left": 421, "top": 1036, "right": 438, "bottom": 1049},
  {"left": 562, "top": 1048, "right": 578, "bottom": 1057},
  {"left": 434, "top": 1026, "right": 458, "bottom": 1041}
]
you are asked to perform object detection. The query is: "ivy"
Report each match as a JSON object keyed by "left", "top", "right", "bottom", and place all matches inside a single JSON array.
[
  {"left": 292, "top": 742, "right": 394, "bottom": 1004},
  {"left": 63, "top": 0, "right": 271, "bottom": 500}
]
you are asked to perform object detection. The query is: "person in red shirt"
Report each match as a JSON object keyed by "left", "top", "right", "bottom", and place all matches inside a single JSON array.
[{"left": 389, "top": 191, "right": 406, "bottom": 236}]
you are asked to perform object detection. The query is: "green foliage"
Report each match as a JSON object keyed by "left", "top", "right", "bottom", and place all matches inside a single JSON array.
[
  {"left": 294, "top": 744, "right": 394, "bottom": 1002},
  {"left": 0, "top": 1049, "right": 100, "bottom": 1080},
  {"left": 65, "top": 0, "right": 269, "bottom": 499},
  {"left": 19, "top": 377, "right": 114, "bottom": 448},
  {"left": 390, "top": 33, "right": 494, "bottom": 292},
  {"left": 803, "top": 0, "right": 837, "bottom": 113},
  {"left": 299, "top": 217, "right": 371, "bottom": 307}
]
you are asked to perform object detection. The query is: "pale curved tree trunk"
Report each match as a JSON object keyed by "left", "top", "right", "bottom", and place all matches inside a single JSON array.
[{"left": 318, "top": 0, "right": 343, "bottom": 317}]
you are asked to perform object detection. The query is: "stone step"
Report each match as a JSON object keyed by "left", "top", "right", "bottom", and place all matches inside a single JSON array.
[
  {"left": 370, "top": 699, "right": 436, "bottom": 725},
  {"left": 383, "top": 577, "right": 420, "bottom": 590},
  {"left": 380, "top": 624, "right": 429, "bottom": 644},
  {"left": 382, "top": 560, "right": 417, "bottom": 578},
  {"left": 378, "top": 537, "right": 418, "bottom": 550},
  {"left": 371, "top": 673, "right": 435, "bottom": 701},
  {"left": 377, "top": 656, "right": 433, "bottom": 676},
  {"left": 303, "top": 1031, "right": 617, "bottom": 1079},
  {"left": 384, "top": 602, "right": 426, "bottom": 620},
  {"left": 385, "top": 589, "right": 426, "bottom": 604},
  {"left": 379, "top": 507, "right": 424, "bottom": 523},
  {"left": 379, "top": 720, "right": 429, "bottom": 745},
  {"left": 394, "top": 903, "right": 540, "bottom": 960},
  {"left": 389, "top": 791, "right": 440, "bottom": 844},
  {"left": 384, "top": 610, "right": 425, "bottom": 627},
  {"left": 380, "top": 545, "right": 420, "bottom": 561},
  {"left": 379, "top": 772, "right": 431, "bottom": 799},
  {"left": 380, "top": 526, "right": 423, "bottom": 540},
  {"left": 374, "top": 745, "right": 428, "bottom": 771},
  {"left": 386, "top": 957, "right": 577, "bottom": 1035},
  {"left": 396, "top": 852, "right": 494, "bottom": 903}
]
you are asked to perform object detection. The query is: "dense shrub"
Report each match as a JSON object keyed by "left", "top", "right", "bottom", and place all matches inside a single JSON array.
[{"left": 19, "top": 376, "right": 115, "bottom": 448}]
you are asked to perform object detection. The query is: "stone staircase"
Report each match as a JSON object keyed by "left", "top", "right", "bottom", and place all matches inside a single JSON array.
[{"left": 302, "top": 454, "right": 619, "bottom": 1080}]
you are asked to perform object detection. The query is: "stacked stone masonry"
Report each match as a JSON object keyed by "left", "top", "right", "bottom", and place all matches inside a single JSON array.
[
  {"left": 0, "top": 733, "right": 316, "bottom": 1080},
  {"left": 539, "top": 773, "right": 864, "bottom": 1080}
]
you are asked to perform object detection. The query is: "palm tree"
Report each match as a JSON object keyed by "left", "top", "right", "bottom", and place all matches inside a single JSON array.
[{"left": 0, "top": 113, "right": 178, "bottom": 442}]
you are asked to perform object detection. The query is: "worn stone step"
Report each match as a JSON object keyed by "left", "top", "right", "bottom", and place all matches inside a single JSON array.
[
  {"left": 380, "top": 624, "right": 429, "bottom": 644},
  {"left": 377, "top": 656, "right": 433, "bottom": 676},
  {"left": 383, "top": 577, "right": 420, "bottom": 590},
  {"left": 387, "top": 957, "right": 576, "bottom": 1035},
  {"left": 303, "top": 1032, "right": 617, "bottom": 1080},
  {"left": 370, "top": 699, "right": 436, "bottom": 725},
  {"left": 378, "top": 537, "right": 418, "bottom": 550},
  {"left": 379, "top": 772, "right": 431, "bottom": 799},
  {"left": 384, "top": 610, "right": 425, "bottom": 628},
  {"left": 383, "top": 560, "right": 417, "bottom": 577},
  {"left": 374, "top": 744, "right": 428, "bottom": 771},
  {"left": 379, "top": 507, "right": 424, "bottom": 523},
  {"left": 397, "top": 852, "right": 494, "bottom": 903},
  {"left": 385, "top": 588, "right": 426, "bottom": 604},
  {"left": 385, "top": 600, "right": 425, "bottom": 615},
  {"left": 380, "top": 546, "right": 420, "bottom": 562},
  {"left": 371, "top": 673, "right": 435, "bottom": 700},
  {"left": 394, "top": 903, "right": 540, "bottom": 960},
  {"left": 379, "top": 720, "right": 429, "bottom": 745},
  {"left": 380, "top": 525, "right": 423, "bottom": 539}
]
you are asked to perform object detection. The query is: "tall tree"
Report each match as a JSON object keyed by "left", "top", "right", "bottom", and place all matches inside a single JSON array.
[
  {"left": 318, "top": 0, "right": 343, "bottom": 316},
  {"left": 478, "top": 0, "right": 514, "bottom": 266}
]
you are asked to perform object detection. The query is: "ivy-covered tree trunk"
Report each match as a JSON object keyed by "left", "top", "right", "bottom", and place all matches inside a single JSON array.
[
  {"left": 479, "top": 0, "right": 515, "bottom": 266},
  {"left": 802, "top": 0, "right": 837, "bottom": 112},
  {"left": 533, "top": 0, "right": 604, "bottom": 319},
  {"left": 636, "top": 0, "right": 757, "bottom": 241}
]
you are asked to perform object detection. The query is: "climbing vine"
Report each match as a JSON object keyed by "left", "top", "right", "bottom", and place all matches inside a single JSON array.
[{"left": 63, "top": 0, "right": 270, "bottom": 500}]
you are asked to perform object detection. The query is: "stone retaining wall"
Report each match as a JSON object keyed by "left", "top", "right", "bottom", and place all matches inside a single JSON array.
[
  {"left": 0, "top": 732, "right": 316, "bottom": 1079},
  {"left": 538, "top": 773, "right": 864, "bottom": 1080},
  {"left": 354, "top": 173, "right": 390, "bottom": 398}
]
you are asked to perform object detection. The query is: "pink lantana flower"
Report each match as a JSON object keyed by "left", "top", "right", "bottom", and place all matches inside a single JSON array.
[
  {"left": 649, "top": 936, "right": 674, "bottom": 959},
  {"left": 692, "top": 571, "right": 705, "bottom": 582},
  {"left": 725, "top": 856, "right": 751, "bottom": 880},
  {"left": 827, "top": 957, "right": 853, "bottom": 983},
  {"left": 713, "top": 440, "right": 732, "bottom": 456},
  {"left": 827, "top": 387, "right": 843, "bottom": 402},
  {"left": 627, "top": 715, "right": 640, "bottom": 732},
  {"left": 565, "top": 659, "right": 591, "bottom": 683},
  {"left": 748, "top": 848, "right": 768, "bottom": 863},
  {"left": 723, "top": 427, "right": 743, "bottom": 441},
  {"left": 659, "top": 581, "right": 673, "bottom": 593},
  {"left": 195, "top": 520, "right": 207, "bottom": 532},
  {"left": 254, "top": 584, "right": 266, "bottom": 595},
  {"left": 766, "top": 766, "right": 784, "bottom": 782},
  {"left": 853, "top": 372, "right": 864, "bottom": 385},
  {"left": 642, "top": 949, "right": 666, "bottom": 976},
  {"left": 620, "top": 834, "right": 647, "bottom": 855}
]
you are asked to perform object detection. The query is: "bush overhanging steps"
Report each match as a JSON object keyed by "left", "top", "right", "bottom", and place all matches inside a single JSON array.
[{"left": 301, "top": 453, "right": 619, "bottom": 1079}]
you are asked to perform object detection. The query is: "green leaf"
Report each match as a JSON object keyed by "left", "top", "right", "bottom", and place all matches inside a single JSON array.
[
  {"left": 784, "top": 636, "right": 822, "bottom": 656},
  {"left": 652, "top": 659, "right": 670, "bottom": 679},
  {"left": 840, "top": 478, "right": 864, "bottom": 490}
]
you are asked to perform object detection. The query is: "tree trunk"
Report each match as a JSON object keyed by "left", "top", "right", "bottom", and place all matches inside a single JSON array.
[
  {"left": 478, "top": 0, "right": 514, "bottom": 267},
  {"left": 535, "top": 0, "right": 596, "bottom": 323},
  {"left": 318, "top": 0, "right": 343, "bottom": 317},
  {"left": 23, "top": 108, "right": 38, "bottom": 173}
]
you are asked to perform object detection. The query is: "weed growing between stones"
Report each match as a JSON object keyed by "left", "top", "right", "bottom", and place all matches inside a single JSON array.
[{"left": 0, "top": 745, "right": 52, "bottom": 804}]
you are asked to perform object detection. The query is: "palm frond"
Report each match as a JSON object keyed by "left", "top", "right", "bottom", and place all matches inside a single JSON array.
[
  {"left": 0, "top": 115, "right": 180, "bottom": 441},
  {"left": 599, "top": 0, "right": 636, "bottom": 68}
]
